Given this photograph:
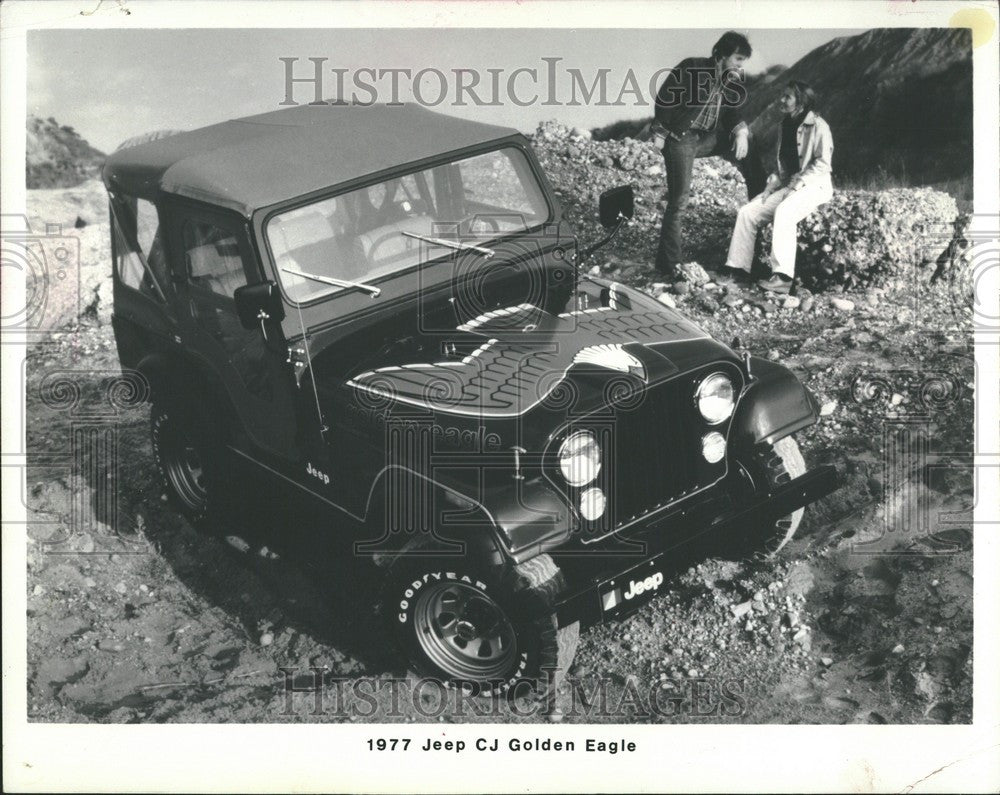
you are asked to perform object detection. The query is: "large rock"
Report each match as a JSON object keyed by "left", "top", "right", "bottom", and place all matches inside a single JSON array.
[
  {"left": 22, "top": 179, "right": 113, "bottom": 332},
  {"left": 754, "top": 188, "right": 960, "bottom": 287}
]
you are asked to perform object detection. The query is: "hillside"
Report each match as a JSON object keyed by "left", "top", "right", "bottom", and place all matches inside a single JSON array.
[
  {"left": 592, "top": 28, "right": 972, "bottom": 197},
  {"left": 26, "top": 115, "right": 106, "bottom": 189},
  {"left": 745, "top": 28, "right": 972, "bottom": 189}
]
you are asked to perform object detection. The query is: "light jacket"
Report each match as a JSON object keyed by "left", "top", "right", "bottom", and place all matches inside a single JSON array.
[{"left": 765, "top": 111, "right": 834, "bottom": 193}]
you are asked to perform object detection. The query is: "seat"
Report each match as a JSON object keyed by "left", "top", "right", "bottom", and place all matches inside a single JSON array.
[
  {"left": 355, "top": 215, "right": 437, "bottom": 278},
  {"left": 271, "top": 208, "right": 366, "bottom": 298},
  {"left": 186, "top": 241, "right": 245, "bottom": 298}
]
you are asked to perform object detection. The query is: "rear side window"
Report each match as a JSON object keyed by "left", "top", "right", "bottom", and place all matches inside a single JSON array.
[
  {"left": 182, "top": 221, "right": 247, "bottom": 299},
  {"left": 135, "top": 199, "right": 164, "bottom": 270},
  {"left": 110, "top": 195, "right": 169, "bottom": 303}
]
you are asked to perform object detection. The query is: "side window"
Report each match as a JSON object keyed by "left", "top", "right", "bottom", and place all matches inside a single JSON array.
[
  {"left": 182, "top": 221, "right": 246, "bottom": 299},
  {"left": 135, "top": 199, "right": 167, "bottom": 283},
  {"left": 111, "top": 195, "right": 168, "bottom": 303}
]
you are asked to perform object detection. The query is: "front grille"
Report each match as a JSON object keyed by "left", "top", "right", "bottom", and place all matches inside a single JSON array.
[
  {"left": 545, "top": 366, "right": 738, "bottom": 542},
  {"left": 545, "top": 362, "right": 743, "bottom": 544},
  {"left": 601, "top": 377, "right": 706, "bottom": 528}
]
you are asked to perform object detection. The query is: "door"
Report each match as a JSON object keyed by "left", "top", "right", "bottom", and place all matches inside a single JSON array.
[
  {"left": 165, "top": 201, "right": 301, "bottom": 462},
  {"left": 109, "top": 193, "right": 178, "bottom": 363}
]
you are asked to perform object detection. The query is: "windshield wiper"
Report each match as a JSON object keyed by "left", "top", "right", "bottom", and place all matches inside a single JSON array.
[
  {"left": 401, "top": 231, "right": 494, "bottom": 258},
  {"left": 280, "top": 266, "right": 381, "bottom": 298}
]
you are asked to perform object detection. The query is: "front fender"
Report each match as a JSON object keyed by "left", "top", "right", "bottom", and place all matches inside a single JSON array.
[
  {"left": 731, "top": 357, "right": 819, "bottom": 448},
  {"left": 134, "top": 350, "right": 180, "bottom": 400},
  {"left": 363, "top": 466, "right": 577, "bottom": 566},
  {"left": 484, "top": 478, "right": 576, "bottom": 563},
  {"left": 361, "top": 468, "right": 576, "bottom": 566},
  {"left": 431, "top": 473, "right": 578, "bottom": 564}
]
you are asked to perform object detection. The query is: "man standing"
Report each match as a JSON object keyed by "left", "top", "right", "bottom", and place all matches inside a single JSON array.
[{"left": 652, "top": 31, "right": 767, "bottom": 277}]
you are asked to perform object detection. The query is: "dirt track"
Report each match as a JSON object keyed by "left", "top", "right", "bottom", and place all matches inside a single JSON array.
[{"left": 23, "top": 178, "right": 973, "bottom": 724}]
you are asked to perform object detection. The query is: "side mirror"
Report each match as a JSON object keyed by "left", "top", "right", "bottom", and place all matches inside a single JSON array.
[
  {"left": 235, "top": 281, "right": 285, "bottom": 330},
  {"left": 599, "top": 185, "right": 635, "bottom": 228}
]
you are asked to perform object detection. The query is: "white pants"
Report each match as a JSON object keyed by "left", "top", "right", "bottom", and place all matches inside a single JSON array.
[{"left": 726, "top": 182, "right": 832, "bottom": 278}]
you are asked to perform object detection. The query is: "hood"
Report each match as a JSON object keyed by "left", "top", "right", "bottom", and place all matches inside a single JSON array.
[{"left": 341, "top": 279, "right": 718, "bottom": 419}]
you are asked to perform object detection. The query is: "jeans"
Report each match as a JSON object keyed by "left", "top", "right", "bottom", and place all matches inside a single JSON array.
[
  {"left": 655, "top": 127, "right": 766, "bottom": 273},
  {"left": 726, "top": 181, "right": 833, "bottom": 277}
]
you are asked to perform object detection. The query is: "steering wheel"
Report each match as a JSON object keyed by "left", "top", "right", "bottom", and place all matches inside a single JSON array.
[{"left": 366, "top": 229, "right": 408, "bottom": 270}]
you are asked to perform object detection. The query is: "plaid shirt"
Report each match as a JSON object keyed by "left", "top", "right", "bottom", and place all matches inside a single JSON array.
[
  {"left": 653, "top": 57, "right": 750, "bottom": 141},
  {"left": 689, "top": 72, "right": 723, "bottom": 131}
]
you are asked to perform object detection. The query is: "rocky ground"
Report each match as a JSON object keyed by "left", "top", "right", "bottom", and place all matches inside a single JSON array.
[{"left": 22, "top": 126, "right": 974, "bottom": 723}]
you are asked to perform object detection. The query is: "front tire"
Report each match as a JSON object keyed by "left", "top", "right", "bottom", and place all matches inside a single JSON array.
[
  {"left": 385, "top": 554, "right": 579, "bottom": 699},
  {"left": 732, "top": 436, "right": 807, "bottom": 555}
]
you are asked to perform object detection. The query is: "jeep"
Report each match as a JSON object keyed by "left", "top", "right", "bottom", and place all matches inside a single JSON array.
[{"left": 103, "top": 103, "right": 839, "bottom": 696}]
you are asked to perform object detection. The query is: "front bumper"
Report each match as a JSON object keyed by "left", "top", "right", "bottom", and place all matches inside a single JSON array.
[{"left": 553, "top": 463, "right": 840, "bottom": 627}]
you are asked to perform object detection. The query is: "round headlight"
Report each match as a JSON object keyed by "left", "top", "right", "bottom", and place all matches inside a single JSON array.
[
  {"left": 701, "top": 431, "right": 727, "bottom": 464},
  {"left": 580, "top": 487, "right": 606, "bottom": 521},
  {"left": 695, "top": 373, "right": 735, "bottom": 425},
  {"left": 558, "top": 430, "right": 602, "bottom": 487}
]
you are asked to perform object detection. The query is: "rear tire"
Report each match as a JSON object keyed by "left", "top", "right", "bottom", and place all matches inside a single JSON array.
[
  {"left": 385, "top": 553, "right": 579, "bottom": 700},
  {"left": 151, "top": 402, "right": 228, "bottom": 534}
]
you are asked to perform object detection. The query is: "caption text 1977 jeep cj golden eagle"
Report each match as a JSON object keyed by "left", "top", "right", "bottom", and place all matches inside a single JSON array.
[{"left": 104, "top": 103, "right": 839, "bottom": 697}]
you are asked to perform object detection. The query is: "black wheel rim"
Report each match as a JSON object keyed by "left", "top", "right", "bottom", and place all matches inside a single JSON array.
[
  {"left": 164, "top": 423, "right": 207, "bottom": 512},
  {"left": 412, "top": 581, "right": 517, "bottom": 681}
]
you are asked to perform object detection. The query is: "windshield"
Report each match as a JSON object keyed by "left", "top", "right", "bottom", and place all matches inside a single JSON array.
[{"left": 266, "top": 146, "right": 550, "bottom": 303}]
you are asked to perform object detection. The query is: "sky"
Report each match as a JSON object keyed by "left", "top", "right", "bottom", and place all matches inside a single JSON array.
[{"left": 27, "top": 28, "right": 863, "bottom": 153}]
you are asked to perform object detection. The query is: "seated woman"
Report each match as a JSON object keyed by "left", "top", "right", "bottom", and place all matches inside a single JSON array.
[{"left": 722, "top": 80, "right": 834, "bottom": 294}]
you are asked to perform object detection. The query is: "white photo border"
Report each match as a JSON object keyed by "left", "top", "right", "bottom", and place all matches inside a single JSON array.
[{"left": 2, "top": 1, "right": 998, "bottom": 792}]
